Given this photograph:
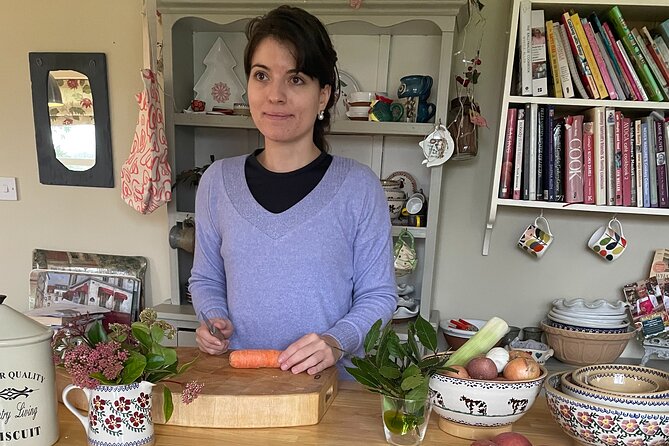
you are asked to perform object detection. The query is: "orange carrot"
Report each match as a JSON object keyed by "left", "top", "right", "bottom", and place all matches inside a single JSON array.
[{"left": 229, "top": 349, "right": 282, "bottom": 369}]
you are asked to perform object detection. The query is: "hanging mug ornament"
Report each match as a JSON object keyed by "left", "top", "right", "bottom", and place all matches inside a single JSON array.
[
  {"left": 517, "top": 215, "right": 554, "bottom": 258},
  {"left": 419, "top": 123, "right": 454, "bottom": 167}
]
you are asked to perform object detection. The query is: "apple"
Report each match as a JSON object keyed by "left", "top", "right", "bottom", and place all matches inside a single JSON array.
[{"left": 492, "top": 432, "right": 533, "bottom": 446}]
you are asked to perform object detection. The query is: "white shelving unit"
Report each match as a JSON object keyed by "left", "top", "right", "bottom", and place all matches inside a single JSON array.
[
  {"left": 483, "top": 0, "right": 669, "bottom": 255},
  {"left": 157, "top": 0, "right": 467, "bottom": 342}
]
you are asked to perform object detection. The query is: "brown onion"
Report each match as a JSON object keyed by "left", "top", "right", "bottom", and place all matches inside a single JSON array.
[{"left": 502, "top": 357, "right": 541, "bottom": 380}]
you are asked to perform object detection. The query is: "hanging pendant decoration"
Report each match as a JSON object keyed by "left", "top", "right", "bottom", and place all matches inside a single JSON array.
[{"left": 419, "top": 122, "right": 455, "bottom": 167}]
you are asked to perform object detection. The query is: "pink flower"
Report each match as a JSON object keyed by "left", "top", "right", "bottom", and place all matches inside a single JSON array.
[
  {"left": 80, "top": 98, "right": 92, "bottom": 108},
  {"left": 129, "top": 411, "right": 145, "bottom": 427},
  {"left": 181, "top": 381, "right": 204, "bottom": 405},
  {"left": 113, "top": 396, "right": 131, "bottom": 413},
  {"left": 211, "top": 82, "right": 230, "bottom": 103},
  {"left": 104, "top": 414, "right": 121, "bottom": 431},
  {"left": 641, "top": 420, "right": 660, "bottom": 435},
  {"left": 559, "top": 404, "right": 572, "bottom": 419},
  {"left": 601, "top": 434, "right": 617, "bottom": 445},
  {"left": 89, "top": 412, "right": 98, "bottom": 427},
  {"left": 67, "top": 79, "right": 79, "bottom": 89},
  {"left": 137, "top": 392, "right": 150, "bottom": 408},
  {"left": 596, "top": 415, "right": 615, "bottom": 430},
  {"left": 92, "top": 395, "right": 106, "bottom": 412},
  {"left": 577, "top": 428, "right": 594, "bottom": 441},
  {"left": 625, "top": 438, "right": 646, "bottom": 446},
  {"left": 576, "top": 411, "right": 593, "bottom": 426},
  {"left": 63, "top": 341, "right": 128, "bottom": 389},
  {"left": 620, "top": 418, "right": 640, "bottom": 433}
]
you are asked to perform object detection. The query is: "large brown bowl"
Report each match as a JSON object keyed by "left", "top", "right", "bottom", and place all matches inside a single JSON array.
[{"left": 541, "top": 321, "right": 635, "bottom": 366}]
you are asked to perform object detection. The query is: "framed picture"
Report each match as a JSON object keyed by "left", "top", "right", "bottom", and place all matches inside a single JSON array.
[{"left": 31, "top": 249, "right": 147, "bottom": 325}]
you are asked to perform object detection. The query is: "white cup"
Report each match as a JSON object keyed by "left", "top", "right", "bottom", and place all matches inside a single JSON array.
[{"left": 406, "top": 192, "right": 426, "bottom": 215}]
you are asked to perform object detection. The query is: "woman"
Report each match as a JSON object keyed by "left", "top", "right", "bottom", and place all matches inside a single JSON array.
[{"left": 189, "top": 5, "right": 396, "bottom": 378}]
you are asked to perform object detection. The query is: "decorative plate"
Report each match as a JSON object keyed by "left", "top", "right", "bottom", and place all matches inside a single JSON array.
[
  {"left": 193, "top": 37, "right": 246, "bottom": 112},
  {"left": 334, "top": 70, "right": 360, "bottom": 119}
]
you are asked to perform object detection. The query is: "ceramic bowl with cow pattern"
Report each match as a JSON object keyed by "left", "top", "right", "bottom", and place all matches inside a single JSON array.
[{"left": 428, "top": 366, "right": 547, "bottom": 427}]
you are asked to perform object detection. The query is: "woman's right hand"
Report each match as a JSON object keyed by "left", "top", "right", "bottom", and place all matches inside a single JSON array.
[{"left": 195, "top": 317, "right": 234, "bottom": 355}]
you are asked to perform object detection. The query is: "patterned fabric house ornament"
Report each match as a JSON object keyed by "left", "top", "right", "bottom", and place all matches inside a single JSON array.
[
  {"left": 193, "top": 37, "right": 246, "bottom": 111},
  {"left": 120, "top": 69, "right": 172, "bottom": 214},
  {"left": 419, "top": 123, "right": 455, "bottom": 167}
]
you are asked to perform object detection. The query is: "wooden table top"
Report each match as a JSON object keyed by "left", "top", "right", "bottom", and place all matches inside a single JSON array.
[{"left": 55, "top": 381, "right": 574, "bottom": 445}]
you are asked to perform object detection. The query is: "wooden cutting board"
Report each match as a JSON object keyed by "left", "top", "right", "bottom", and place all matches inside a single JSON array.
[{"left": 56, "top": 347, "right": 338, "bottom": 428}]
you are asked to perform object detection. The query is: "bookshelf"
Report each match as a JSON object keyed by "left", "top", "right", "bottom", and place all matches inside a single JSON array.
[{"left": 484, "top": 0, "right": 669, "bottom": 255}]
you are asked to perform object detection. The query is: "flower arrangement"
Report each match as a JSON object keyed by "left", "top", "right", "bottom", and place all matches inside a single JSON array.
[{"left": 52, "top": 309, "right": 202, "bottom": 422}]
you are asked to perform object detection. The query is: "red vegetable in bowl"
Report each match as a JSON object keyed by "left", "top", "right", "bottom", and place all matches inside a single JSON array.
[{"left": 466, "top": 356, "right": 498, "bottom": 380}]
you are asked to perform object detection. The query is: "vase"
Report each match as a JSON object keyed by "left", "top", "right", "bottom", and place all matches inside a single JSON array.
[
  {"left": 381, "top": 394, "right": 432, "bottom": 446},
  {"left": 62, "top": 381, "right": 155, "bottom": 446},
  {"left": 447, "top": 97, "right": 479, "bottom": 160}
]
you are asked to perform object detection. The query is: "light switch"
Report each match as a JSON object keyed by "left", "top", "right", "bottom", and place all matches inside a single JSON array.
[{"left": 0, "top": 177, "right": 18, "bottom": 201}]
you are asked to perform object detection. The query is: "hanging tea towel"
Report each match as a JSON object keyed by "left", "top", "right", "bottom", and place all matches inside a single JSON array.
[{"left": 120, "top": 0, "right": 172, "bottom": 214}]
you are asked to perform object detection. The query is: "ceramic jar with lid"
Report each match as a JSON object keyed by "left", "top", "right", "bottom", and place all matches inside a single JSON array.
[{"left": 0, "top": 295, "right": 59, "bottom": 445}]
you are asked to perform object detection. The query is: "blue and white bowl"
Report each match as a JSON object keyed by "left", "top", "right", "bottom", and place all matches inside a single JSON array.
[
  {"left": 561, "top": 372, "right": 669, "bottom": 413},
  {"left": 429, "top": 367, "right": 547, "bottom": 427},
  {"left": 545, "top": 372, "right": 669, "bottom": 446}
]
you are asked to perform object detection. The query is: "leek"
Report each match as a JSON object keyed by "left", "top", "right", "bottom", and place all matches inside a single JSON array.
[{"left": 444, "top": 317, "right": 509, "bottom": 367}]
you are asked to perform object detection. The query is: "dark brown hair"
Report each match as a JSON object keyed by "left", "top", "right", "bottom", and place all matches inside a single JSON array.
[{"left": 244, "top": 5, "right": 339, "bottom": 152}]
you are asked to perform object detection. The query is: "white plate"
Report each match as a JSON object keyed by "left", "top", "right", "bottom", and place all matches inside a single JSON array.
[
  {"left": 547, "top": 311, "right": 630, "bottom": 329},
  {"left": 550, "top": 307, "right": 628, "bottom": 322},
  {"left": 334, "top": 70, "right": 360, "bottom": 119},
  {"left": 551, "top": 298, "right": 628, "bottom": 315}
]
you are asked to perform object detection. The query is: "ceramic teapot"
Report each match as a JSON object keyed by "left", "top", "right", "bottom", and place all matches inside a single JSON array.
[{"left": 0, "top": 295, "right": 59, "bottom": 445}]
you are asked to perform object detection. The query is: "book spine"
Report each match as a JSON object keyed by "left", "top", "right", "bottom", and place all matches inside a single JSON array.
[
  {"left": 642, "top": 27, "right": 669, "bottom": 84},
  {"left": 513, "top": 108, "right": 526, "bottom": 200},
  {"left": 655, "top": 36, "right": 669, "bottom": 69},
  {"left": 546, "top": 105, "right": 556, "bottom": 201},
  {"left": 590, "top": 12, "right": 632, "bottom": 99},
  {"left": 531, "top": 10, "right": 549, "bottom": 96},
  {"left": 659, "top": 19, "right": 669, "bottom": 49},
  {"left": 561, "top": 12, "right": 598, "bottom": 98},
  {"left": 545, "top": 20, "right": 563, "bottom": 98},
  {"left": 583, "top": 20, "right": 617, "bottom": 99},
  {"left": 572, "top": 13, "right": 609, "bottom": 98},
  {"left": 554, "top": 119, "right": 564, "bottom": 202},
  {"left": 655, "top": 119, "right": 669, "bottom": 208},
  {"left": 583, "top": 121, "right": 596, "bottom": 204},
  {"left": 642, "top": 121, "right": 651, "bottom": 207},
  {"left": 616, "top": 39, "right": 649, "bottom": 101},
  {"left": 632, "top": 29, "right": 669, "bottom": 100},
  {"left": 606, "top": 5, "right": 663, "bottom": 101},
  {"left": 528, "top": 103, "right": 538, "bottom": 200},
  {"left": 646, "top": 116, "right": 659, "bottom": 207},
  {"left": 603, "top": 22, "right": 643, "bottom": 101},
  {"left": 605, "top": 108, "right": 616, "bottom": 206},
  {"left": 614, "top": 111, "right": 623, "bottom": 206},
  {"left": 594, "top": 30, "right": 626, "bottom": 100},
  {"left": 565, "top": 114, "right": 584, "bottom": 203},
  {"left": 518, "top": 1, "right": 533, "bottom": 96},
  {"left": 592, "top": 108, "right": 607, "bottom": 206},
  {"left": 635, "top": 119, "right": 644, "bottom": 207},
  {"left": 630, "top": 121, "right": 637, "bottom": 207},
  {"left": 537, "top": 105, "right": 545, "bottom": 200},
  {"left": 558, "top": 23, "right": 589, "bottom": 99},
  {"left": 499, "top": 107, "right": 518, "bottom": 199},
  {"left": 622, "top": 117, "right": 632, "bottom": 206}
]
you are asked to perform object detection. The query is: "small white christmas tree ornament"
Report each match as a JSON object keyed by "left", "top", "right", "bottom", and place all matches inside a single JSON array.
[{"left": 193, "top": 37, "right": 245, "bottom": 111}]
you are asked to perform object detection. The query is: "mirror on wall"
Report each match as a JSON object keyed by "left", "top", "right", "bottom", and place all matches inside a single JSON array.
[{"left": 29, "top": 53, "right": 113, "bottom": 187}]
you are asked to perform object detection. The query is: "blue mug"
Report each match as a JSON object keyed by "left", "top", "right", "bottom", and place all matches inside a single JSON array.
[
  {"left": 417, "top": 101, "right": 436, "bottom": 123},
  {"left": 398, "top": 75, "right": 433, "bottom": 101}
]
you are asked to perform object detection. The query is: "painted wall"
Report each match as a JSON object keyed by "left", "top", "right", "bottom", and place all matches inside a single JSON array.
[
  {"left": 0, "top": 1, "right": 171, "bottom": 311},
  {"left": 433, "top": 0, "right": 667, "bottom": 358}
]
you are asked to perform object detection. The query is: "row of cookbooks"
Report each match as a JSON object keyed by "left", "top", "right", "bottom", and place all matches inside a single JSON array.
[
  {"left": 498, "top": 104, "right": 669, "bottom": 206},
  {"left": 517, "top": 1, "right": 669, "bottom": 101}
]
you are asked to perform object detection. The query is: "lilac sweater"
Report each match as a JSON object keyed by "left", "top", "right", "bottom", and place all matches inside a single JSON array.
[{"left": 189, "top": 154, "right": 396, "bottom": 376}]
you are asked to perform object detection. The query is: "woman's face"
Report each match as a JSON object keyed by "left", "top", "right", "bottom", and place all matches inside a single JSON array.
[{"left": 247, "top": 37, "right": 330, "bottom": 149}]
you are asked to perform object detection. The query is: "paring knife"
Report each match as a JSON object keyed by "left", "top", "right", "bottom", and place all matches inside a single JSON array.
[{"left": 199, "top": 311, "right": 226, "bottom": 341}]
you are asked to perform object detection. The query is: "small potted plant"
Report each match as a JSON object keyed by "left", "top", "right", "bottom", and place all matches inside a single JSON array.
[
  {"left": 54, "top": 309, "right": 202, "bottom": 445},
  {"left": 345, "top": 315, "right": 450, "bottom": 446}
]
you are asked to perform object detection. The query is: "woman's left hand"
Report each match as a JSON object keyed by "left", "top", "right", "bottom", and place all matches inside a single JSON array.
[{"left": 279, "top": 333, "right": 341, "bottom": 375}]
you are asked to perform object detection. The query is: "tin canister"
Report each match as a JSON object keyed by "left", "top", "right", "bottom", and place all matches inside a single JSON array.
[{"left": 0, "top": 295, "right": 59, "bottom": 445}]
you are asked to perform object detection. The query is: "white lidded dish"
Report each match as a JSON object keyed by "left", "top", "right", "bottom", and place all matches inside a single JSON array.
[{"left": 0, "top": 295, "right": 59, "bottom": 445}]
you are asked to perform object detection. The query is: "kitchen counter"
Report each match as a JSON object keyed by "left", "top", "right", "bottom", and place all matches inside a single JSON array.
[{"left": 55, "top": 381, "right": 572, "bottom": 445}]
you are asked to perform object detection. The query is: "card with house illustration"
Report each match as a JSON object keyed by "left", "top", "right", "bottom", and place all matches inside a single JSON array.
[{"left": 622, "top": 276, "right": 669, "bottom": 336}]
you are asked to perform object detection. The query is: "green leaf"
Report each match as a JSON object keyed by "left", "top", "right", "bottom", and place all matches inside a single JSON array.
[
  {"left": 83, "top": 85, "right": 91, "bottom": 94},
  {"left": 177, "top": 354, "right": 199, "bottom": 375},
  {"left": 379, "top": 366, "right": 401, "bottom": 379},
  {"left": 345, "top": 367, "right": 382, "bottom": 390},
  {"left": 86, "top": 322, "right": 108, "bottom": 346},
  {"left": 386, "top": 333, "right": 406, "bottom": 359},
  {"left": 363, "top": 319, "right": 382, "bottom": 354},
  {"left": 402, "top": 364, "right": 420, "bottom": 380},
  {"left": 150, "top": 324, "right": 164, "bottom": 343},
  {"left": 132, "top": 323, "right": 153, "bottom": 349},
  {"left": 414, "top": 315, "right": 437, "bottom": 353},
  {"left": 90, "top": 372, "right": 114, "bottom": 385},
  {"left": 146, "top": 353, "right": 165, "bottom": 370},
  {"left": 417, "top": 354, "right": 447, "bottom": 371},
  {"left": 405, "top": 329, "right": 421, "bottom": 363},
  {"left": 120, "top": 352, "right": 146, "bottom": 384},
  {"left": 159, "top": 346, "right": 177, "bottom": 366},
  {"left": 163, "top": 385, "right": 174, "bottom": 423},
  {"left": 375, "top": 325, "right": 392, "bottom": 368},
  {"left": 405, "top": 381, "right": 428, "bottom": 402},
  {"left": 401, "top": 374, "right": 425, "bottom": 391}
]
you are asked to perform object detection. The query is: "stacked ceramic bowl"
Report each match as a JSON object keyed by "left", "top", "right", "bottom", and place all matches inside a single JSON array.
[
  {"left": 438, "top": 319, "right": 486, "bottom": 350},
  {"left": 345, "top": 91, "right": 374, "bottom": 121},
  {"left": 544, "top": 364, "right": 669, "bottom": 446},
  {"left": 547, "top": 298, "right": 630, "bottom": 333}
]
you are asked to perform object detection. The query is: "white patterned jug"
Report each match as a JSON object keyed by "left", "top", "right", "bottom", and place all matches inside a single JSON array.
[{"left": 62, "top": 381, "right": 155, "bottom": 446}]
